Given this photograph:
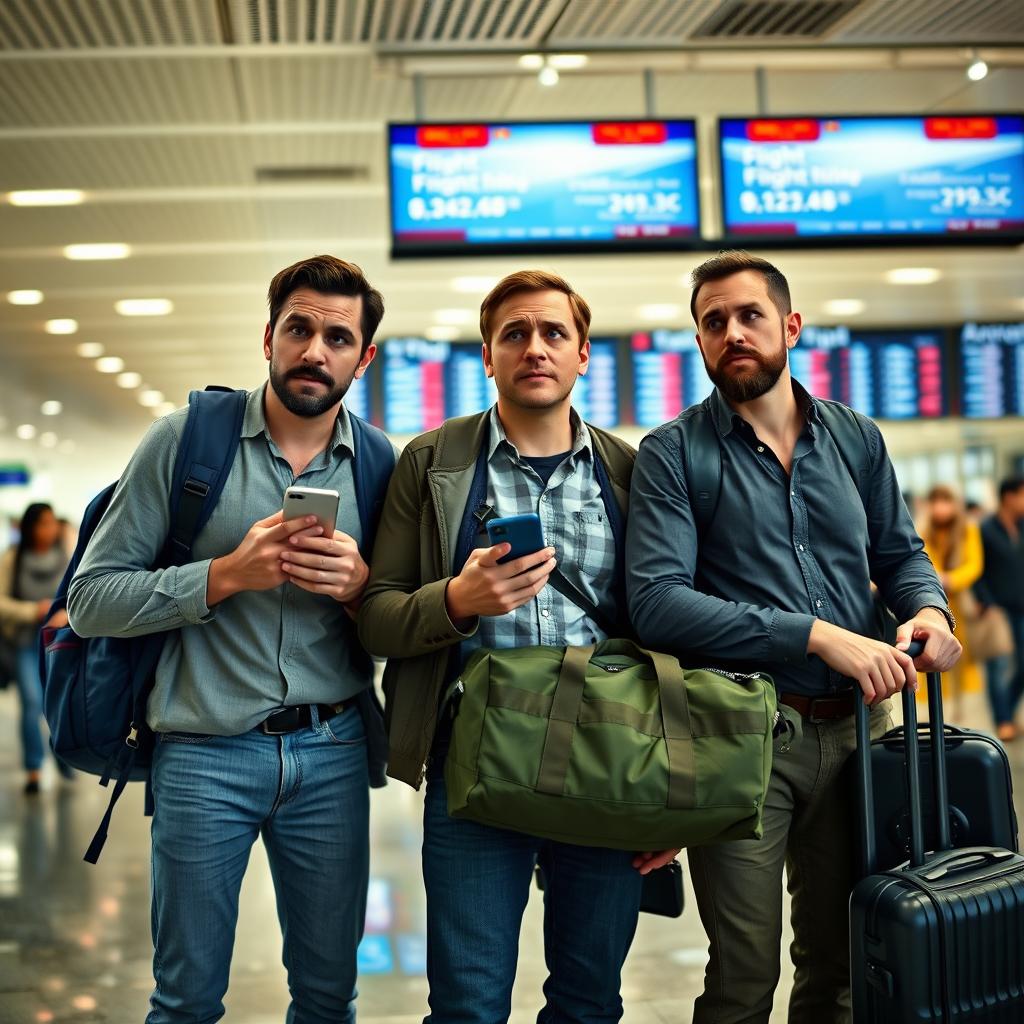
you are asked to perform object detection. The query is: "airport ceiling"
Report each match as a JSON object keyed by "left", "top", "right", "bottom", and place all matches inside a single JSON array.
[{"left": 1, "top": 0, "right": 1023, "bottom": 448}]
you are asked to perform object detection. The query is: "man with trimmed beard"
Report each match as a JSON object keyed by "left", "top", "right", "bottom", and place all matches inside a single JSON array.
[
  {"left": 626, "top": 251, "right": 961, "bottom": 1023},
  {"left": 68, "top": 256, "right": 394, "bottom": 1024}
]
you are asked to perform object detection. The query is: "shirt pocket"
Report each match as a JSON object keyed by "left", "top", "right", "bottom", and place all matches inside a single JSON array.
[{"left": 573, "top": 508, "right": 614, "bottom": 582}]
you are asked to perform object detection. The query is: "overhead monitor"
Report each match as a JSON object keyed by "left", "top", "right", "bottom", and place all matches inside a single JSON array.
[
  {"left": 791, "top": 326, "right": 947, "bottom": 419},
  {"left": 958, "top": 322, "right": 1024, "bottom": 418},
  {"left": 719, "top": 114, "right": 1024, "bottom": 243},
  {"left": 631, "top": 330, "right": 713, "bottom": 427},
  {"left": 388, "top": 120, "right": 701, "bottom": 256}
]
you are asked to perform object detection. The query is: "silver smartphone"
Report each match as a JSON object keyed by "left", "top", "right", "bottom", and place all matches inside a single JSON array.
[{"left": 282, "top": 486, "right": 339, "bottom": 535}]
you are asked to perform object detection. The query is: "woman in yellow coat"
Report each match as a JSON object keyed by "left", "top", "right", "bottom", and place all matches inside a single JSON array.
[{"left": 919, "top": 484, "right": 984, "bottom": 715}]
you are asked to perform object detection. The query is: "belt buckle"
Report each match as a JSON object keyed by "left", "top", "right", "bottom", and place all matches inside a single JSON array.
[
  {"left": 261, "top": 707, "right": 300, "bottom": 735},
  {"left": 806, "top": 697, "right": 830, "bottom": 725}
]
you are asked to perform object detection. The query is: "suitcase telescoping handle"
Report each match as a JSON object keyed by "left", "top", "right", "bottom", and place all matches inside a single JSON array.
[{"left": 856, "top": 640, "right": 950, "bottom": 876}]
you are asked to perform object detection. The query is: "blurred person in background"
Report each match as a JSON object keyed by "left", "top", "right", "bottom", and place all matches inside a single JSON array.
[
  {"left": 0, "top": 502, "right": 73, "bottom": 794},
  {"left": 918, "top": 484, "right": 984, "bottom": 713},
  {"left": 975, "top": 477, "right": 1024, "bottom": 741}
]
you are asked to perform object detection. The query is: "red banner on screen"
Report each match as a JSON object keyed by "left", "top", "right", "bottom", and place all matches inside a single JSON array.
[
  {"left": 416, "top": 125, "right": 489, "bottom": 148},
  {"left": 924, "top": 117, "right": 998, "bottom": 140},
  {"left": 745, "top": 119, "right": 821, "bottom": 143},
  {"left": 592, "top": 122, "right": 668, "bottom": 145}
]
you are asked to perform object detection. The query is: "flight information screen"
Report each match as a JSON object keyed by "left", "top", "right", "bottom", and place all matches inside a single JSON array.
[
  {"left": 389, "top": 120, "right": 700, "bottom": 254},
  {"left": 631, "top": 330, "right": 713, "bottom": 426},
  {"left": 958, "top": 322, "right": 1024, "bottom": 418},
  {"left": 343, "top": 370, "right": 373, "bottom": 424},
  {"left": 719, "top": 115, "right": 1024, "bottom": 240},
  {"left": 791, "top": 326, "right": 947, "bottom": 419},
  {"left": 382, "top": 338, "right": 448, "bottom": 434}
]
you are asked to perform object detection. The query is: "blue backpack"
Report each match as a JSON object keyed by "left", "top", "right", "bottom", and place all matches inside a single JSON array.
[{"left": 40, "top": 387, "right": 396, "bottom": 862}]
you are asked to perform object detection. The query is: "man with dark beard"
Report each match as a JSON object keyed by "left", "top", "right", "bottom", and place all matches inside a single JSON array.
[
  {"left": 67, "top": 256, "right": 394, "bottom": 1024},
  {"left": 626, "top": 251, "right": 961, "bottom": 1024}
]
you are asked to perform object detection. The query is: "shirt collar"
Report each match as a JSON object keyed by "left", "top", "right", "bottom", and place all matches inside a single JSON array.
[
  {"left": 708, "top": 378, "right": 820, "bottom": 438},
  {"left": 243, "top": 383, "right": 355, "bottom": 457},
  {"left": 487, "top": 404, "right": 592, "bottom": 464}
]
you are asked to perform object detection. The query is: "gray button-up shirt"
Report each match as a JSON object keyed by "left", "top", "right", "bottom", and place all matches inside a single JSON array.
[
  {"left": 627, "top": 382, "right": 949, "bottom": 696},
  {"left": 67, "top": 385, "right": 371, "bottom": 735}
]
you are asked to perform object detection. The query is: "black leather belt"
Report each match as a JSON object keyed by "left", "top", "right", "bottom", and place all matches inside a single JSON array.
[
  {"left": 259, "top": 698, "right": 355, "bottom": 735},
  {"left": 779, "top": 690, "right": 857, "bottom": 722}
]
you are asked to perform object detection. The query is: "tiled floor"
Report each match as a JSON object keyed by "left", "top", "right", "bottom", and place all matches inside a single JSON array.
[{"left": 1, "top": 686, "right": 1022, "bottom": 1024}]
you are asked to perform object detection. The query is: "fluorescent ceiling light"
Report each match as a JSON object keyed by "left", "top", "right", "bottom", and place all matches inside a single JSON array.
[
  {"left": 425, "top": 325, "right": 462, "bottom": 341},
  {"left": 16, "top": 424, "right": 37, "bottom": 440},
  {"left": 885, "top": 267, "right": 942, "bottom": 285},
  {"left": 518, "top": 54, "right": 544, "bottom": 70},
  {"left": 451, "top": 276, "right": 499, "bottom": 294},
  {"left": 549, "top": 54, "right": 588, "bottom": 70},
  {"left": 434, "top": 308, "right": 475, "bottom": 326},
  {"left": 823, "top": 298, "right": 865, "bottom": 317},
  {"left": 115, "top": 298, "right": 173, "bottom": 317},
  {"left": 64, "top": 243, "right": 130, "bottom": 261},
  {"left": 45, "top": 318, "right": 78, "bottom": 335},
  {"left": 538, "top": 66, "right": 560, "bottom": 87},
  {"left": 116, "top": 372, "right": 142, "bottom": 389},
  {"left": 7, "top": 189, "right": 84, "bottom": 207},
  {"left": 638, "top": 303, "right": 682, "bottom": 321},
  {"left": 76, "top": 342, "right": 104, "bottom": 358},
  {"left": 39, "top": 432, "right": 58, "bottom": 448},
  {"left": 139, "top": 390, "right": 165, "bottom": 407},
  {"left": 96, "top": 356, "right": 125, "bottom": 373},
  {"left": 967, "top": 59, "right": 988, "bottom": 81},
  {"left": 40, "top": 401, "right": 63, "bottom": 416},
  {"left": 7, "top": 289, "right": 43, "bottom": 305}
]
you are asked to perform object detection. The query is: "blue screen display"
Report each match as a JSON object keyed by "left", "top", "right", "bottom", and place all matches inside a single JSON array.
[
  {"left": 631, "top": 330, "right": 713, "bottom": 427},
  {"left": 720, "top": 115, "right": 1024, "bottom": 238},
  {"left": 958, "top": 322, "right": 1024, "bottom": 418},
  {"left": 389, "top": 121, "right": 700, "bottom": 252}
]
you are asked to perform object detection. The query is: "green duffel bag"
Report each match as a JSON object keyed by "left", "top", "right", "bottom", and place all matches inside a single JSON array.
[{"left": 445, "top": 639, "right": 777, "bottom": 851}]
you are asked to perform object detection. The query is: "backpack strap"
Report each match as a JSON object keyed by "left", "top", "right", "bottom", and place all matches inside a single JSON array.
[
  {"left": 164, "top": 387, "right": 247, "bottom": 566},
  {"left": 679, "top": 398, "right": 722, "bottom": 542},
  {"left": 350, "top": 412, "right": 397, "bottom": 557},
  {"left": 815, "top": 401, "right": 872, "bottom": 508}
]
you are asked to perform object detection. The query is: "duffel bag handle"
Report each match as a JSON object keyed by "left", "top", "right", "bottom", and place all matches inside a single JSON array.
[
  {"left": 648, "top": 649, "right": 696, "bottom": 811},
  {"left": 536, "top": 645, "right": 594, "bottom": 796}
]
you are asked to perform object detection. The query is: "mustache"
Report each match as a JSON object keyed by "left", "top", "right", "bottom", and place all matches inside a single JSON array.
[
  {"left": 285, "top": 366, "right": 334, "bottom": 387},
  {"left": 720, "top": 346, "right": 762, "bottom": 364}
]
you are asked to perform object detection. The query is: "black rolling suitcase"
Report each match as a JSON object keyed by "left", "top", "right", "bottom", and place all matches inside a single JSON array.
[
  {"left": 850, "top": 649, "right": 1024, "bottom": 1022},
  {"left": 868, "top": 719, "right": 1018, "bottom": 871}
]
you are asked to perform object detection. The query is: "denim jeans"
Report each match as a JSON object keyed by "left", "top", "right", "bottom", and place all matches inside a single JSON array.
[
  {"left": 985, "top": 609, "right": 1024, "bottom": 726},
  {"left": 421, "top": 767, "right": 643, "bottom": 1024},
  {"left": 15, "top": 642, "right": 45, "bottom": 771},
  {"left": 146, "top": 706, "right": 369, "bottom": 1024}
]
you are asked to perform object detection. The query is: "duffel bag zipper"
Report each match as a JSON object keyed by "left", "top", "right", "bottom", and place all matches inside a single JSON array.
[{"left": 701, "top": 667, "right": 763, "bottom": 682}]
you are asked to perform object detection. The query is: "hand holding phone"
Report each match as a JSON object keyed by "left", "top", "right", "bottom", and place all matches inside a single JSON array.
[
  {"left": 486, "top": 513, "right": 546, "bottom": 565},
  {"left": 283, "top": 486, "right": 339, "bottom": 534}
]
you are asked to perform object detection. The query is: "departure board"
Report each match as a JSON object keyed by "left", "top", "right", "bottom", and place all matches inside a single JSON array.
[
  {"left": 573, "top": 339, "right": 619, "bottom": 428},
  {"left": 958, "top": 322, "right": 1024, "bottom": 418},
  {"left": 382, "top": 338, "right": 448, "bottom": 434},
  {"left": 343, "top": 370, "right": 372, "bottom": 424},
  {"left": 389, "top": 120, "right": 700, "bottom": 255},
  {"left": 631, "top": 330, "right": 714, "bottom": 426},
  {"left": 446, "top": 343, "right": 498, "bottom": 419},
  {"left": 791, "top": 326, "right": 946, "bottom": 419},
  {"left": 720, "top": 115, "right": 1024, "bottom": 240}
]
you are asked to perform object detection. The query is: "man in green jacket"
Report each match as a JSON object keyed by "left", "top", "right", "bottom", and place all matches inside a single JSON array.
[{"left": 360, "top": 270, "right": 651, "bottom": 1023}]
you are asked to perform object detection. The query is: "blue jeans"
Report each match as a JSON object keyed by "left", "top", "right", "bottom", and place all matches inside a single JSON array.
[
  {"left": 422, "top": 769, "right": 643, "bottom": 1024},
  {"left": 986, "top": 609, "right": 1024, "bottom": 726},
  {"left": 147, "top": 707, "right": 370, "bottom": 1024}
]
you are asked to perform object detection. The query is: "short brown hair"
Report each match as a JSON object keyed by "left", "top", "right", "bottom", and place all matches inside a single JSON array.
[
  {"left": 689, "top": 250, "right": 792, "bottom": 326},
  {"left": 267, "top": 255, "right": 385, "bottom": 353},
  {"left": 479, "top": 270, "right": 591, "bottom": 347}
]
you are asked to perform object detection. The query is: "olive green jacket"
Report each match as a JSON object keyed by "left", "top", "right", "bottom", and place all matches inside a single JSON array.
[{"left": 358, "top": 410, "right": 636, "bottom": 789}]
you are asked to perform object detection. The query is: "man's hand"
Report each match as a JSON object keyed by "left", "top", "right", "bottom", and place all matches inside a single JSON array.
[
  {"left": 35, "top": 598, "right": 52, "bottom": 622},
  {"left": 445, "top": 544, "right": 557, "bottom": 627},
  {"left": 895, "top": 607, "right": 961, "bottom": 674},
  {"left": 280, "top": 528, "right": 369, "bottom": 606},
  {"left": 632, "top": 849, "right": 681, "bottom": 875},
  {"left": 207, "top": 511, "right": 321, "bottom": 607},
  {"left": 807, "top": 619, "right": 916, "bottom": 706}
]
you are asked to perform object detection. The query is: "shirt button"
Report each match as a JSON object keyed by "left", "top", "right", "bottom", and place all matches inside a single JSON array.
[
  {"left": 541, "top": 609, "right": 550, "bottom": 618},
  {"left": 757, "top": 446, "right": 765, "bottom": 453},
  {"left": 799, "top": 544, "right": 805, "bottom": 551},
  {"left": 791, "top": 491, "right": 796, "bottom": 497},
  {"left": 542, "top": 494, "right": 550, "bottom": 503},
  {"left": 816, "top": 600, "right": 822, "bottom": 608}
]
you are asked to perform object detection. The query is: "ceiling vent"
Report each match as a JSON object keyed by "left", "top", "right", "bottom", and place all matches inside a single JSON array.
[
  {"left": 693, "top": 0, "right": 863, "bottom": 38},
  {"left": 255, "top": 165, "right": 371, "bottom": 183}
]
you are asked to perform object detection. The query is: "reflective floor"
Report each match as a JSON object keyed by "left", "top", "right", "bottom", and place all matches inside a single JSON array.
[{"left": 2, "top": 686, "right": 1023, "bottom": 1024}]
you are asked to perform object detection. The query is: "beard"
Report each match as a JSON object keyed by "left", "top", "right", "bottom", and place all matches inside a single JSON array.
[
  {"left": 269, "top": 359, "right": 354, "bottom": 418},
  {"left": 706, "top": 333, "right": 788, "bottom": 404}
]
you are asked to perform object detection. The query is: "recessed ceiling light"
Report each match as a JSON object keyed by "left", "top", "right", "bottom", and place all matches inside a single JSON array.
[
  {"left": 116, "top": 372, "right": 142, "bottom": 389},
  {"left": 7, "top": 289, "right": 43, "bottom": 305},
  {"left": 58, "top": 439, "right": 76, "bottom": 454},
  {"left": 538, "top": 65, "right": 560, "bottom": 87},
  {"left": 549, "top": 54, "right": 588, "bottom": 70},
  {"left": 823, "top": 298, "right": 865, "bottom": 317},
  {"left": 76, "top": 342, "right": 104, "bottom": 358},
  {"left": 638, "top": 303, "right": 682, "bottom": 321},
  {"left": 434, "top": 308, "right": 475, "bottom": 325},
  {"left": 64, "top": 243, "right": 130, "bottom": 261},
  {"left": 45, "top": 318, "right": 78, "bottom": 335},
  {"left": 39, "top": 432, "right": 58, "bottom": 448},
  {"left": 16, "top": 424, "right": 37, "bottom": 440},
  {"left": 425, "top": 325, "right": 462, "bottom": 341},
  {"left": 40, "top": 400, "right": 63, "bottom": 416},
  {"left": 967, "top": 59, "right": 988, "bottom": 82},
  {"left": 96, "top": 356, "right": 125, "bottom": 373},
  {"left": 451, "top": 277, "right": 499, "bottom": 294},
  {"left": 7, "top": 189, "right": 84, "bottom": 207},
  {"left": 139, "top": 390, "right": 165, "bottom": 407},
  {"left": 518, "top": 54, "right": 544, "bottom": 70},
  {"left": 115, "top": 298, "right": 173, "bottom": 317},
  {"left": 885, "top": 267, "right": 942, "bottom": 285}
]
